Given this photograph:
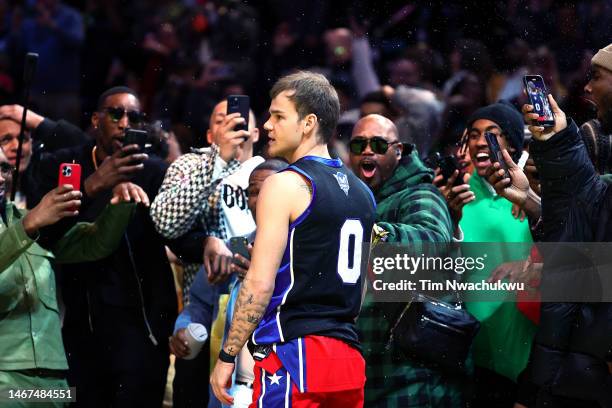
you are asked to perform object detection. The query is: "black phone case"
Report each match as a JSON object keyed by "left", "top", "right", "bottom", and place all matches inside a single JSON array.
[
  {"left": 123, "top": 129, "right": 148, "bottom": 150},
  {"left": 229, "top": 237, "right": 250, "bottom": 261},
  {"left": 227, "top": 95, "right": 250, "bottom": 132},
  {"left": 439, "top": 156, "right": 465, "bottom": 186},
  {"left": 484, "top": 132, "right": 510, "bottom": 178}
]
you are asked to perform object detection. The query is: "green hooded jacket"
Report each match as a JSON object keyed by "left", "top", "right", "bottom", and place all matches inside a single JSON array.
[{"left": 358, "top": 150, "right": 458, "bottom": 406}]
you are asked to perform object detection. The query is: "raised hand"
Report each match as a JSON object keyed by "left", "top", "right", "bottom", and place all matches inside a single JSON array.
[
  {"left": 214, "top": 112, "right": 250, "bottom": 162},
  {"left": 84, "top": 144, "right": 148, "bottom": 197},
  {"left": 110, "top": 182, "right": 150, "bottom": 206},
  {"left": 23, "top": 185, "right": 82, "bottom": 236},
  {"left": 522, "top": 94, "right": 567, "bottom": 142}
]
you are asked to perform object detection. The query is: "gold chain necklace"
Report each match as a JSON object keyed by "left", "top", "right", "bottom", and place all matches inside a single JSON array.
[{"left": 91, "top": 146, "right": 99, "bottom": 170}]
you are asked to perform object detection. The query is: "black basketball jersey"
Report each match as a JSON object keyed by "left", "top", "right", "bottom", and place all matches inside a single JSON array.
[{"left": 252, "top": 156, "right": 376, "bottom": 347}]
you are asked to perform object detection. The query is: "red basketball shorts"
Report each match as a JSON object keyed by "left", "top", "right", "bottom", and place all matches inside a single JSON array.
[{"left": 249, "top": 335, "right": 365, "bottom": 407}]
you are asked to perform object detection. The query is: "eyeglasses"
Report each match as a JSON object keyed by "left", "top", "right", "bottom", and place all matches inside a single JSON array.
[
  {"left": 349, "top": 136, "right": 400, "bottom": 155},
  {"left": 0, "top": 162, "right": 14, "bottom": 178},
  {"left": 103, "top": 107, "right": 146, "bottom": 125}
]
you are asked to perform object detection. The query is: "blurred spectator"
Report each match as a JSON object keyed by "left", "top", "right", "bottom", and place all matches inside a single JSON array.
[
  {"left": 491, "top": 38, "right": 531, "bottom": 103},
  {"left": 438, "top": 72, "right": 487, "bottom": 155},
  {"left": 562, "top": 49, "right": 598, "bottom": 126},
  {"left": 11, "top": 0, "right": 84, "bottom": 124},
  {"left": 387, "top": 57, "right": 421, "bottom": 88},
  {"left": 359, "top": 90, "right": 398, "bottom": 120}
]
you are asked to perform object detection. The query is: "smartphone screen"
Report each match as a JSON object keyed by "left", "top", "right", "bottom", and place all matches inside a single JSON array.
[
  {"left": 227, "top": 95, "right": 250, "bottom": 133},
  {"left": 484, "top": 132, "right": 510, "bottom": 179},
  {"left": 523, "top": 75, "right": 555, "bottom": 128}
]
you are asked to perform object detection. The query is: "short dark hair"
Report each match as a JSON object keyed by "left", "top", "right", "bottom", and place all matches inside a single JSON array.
[
  {"left": 252, "top": 158, "right": 289, "bottom": 173},
  {"left": 270, "top": 71, "right": 340, "bottom": 144},
  {"left": 97, "top": 86, "right": 138, "bottom": 110}
]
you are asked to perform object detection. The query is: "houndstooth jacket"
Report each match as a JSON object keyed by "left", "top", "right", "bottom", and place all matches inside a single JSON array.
[{"left": 150, "top": 144, "right": 241, "bottom": 299}]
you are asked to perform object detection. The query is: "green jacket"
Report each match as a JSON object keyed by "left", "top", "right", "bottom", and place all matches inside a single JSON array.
[
  {"left": 358, "top": 151, "right": 457, "bottom": 406},
  {"left": 459, "top": 171, "right": 536, "bottom": 382},
  {"left": 0, "top": 200, "right": 134, "bottom": 371}
]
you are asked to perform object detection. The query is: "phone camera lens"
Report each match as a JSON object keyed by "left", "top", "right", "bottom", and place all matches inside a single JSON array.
[{"left": 62, "top": 166, "right": 72, "bottom": 177}]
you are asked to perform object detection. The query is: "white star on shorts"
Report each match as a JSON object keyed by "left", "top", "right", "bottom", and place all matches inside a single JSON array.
[{"left": 267, "top": 372, "right": 283, "bottom": 385}]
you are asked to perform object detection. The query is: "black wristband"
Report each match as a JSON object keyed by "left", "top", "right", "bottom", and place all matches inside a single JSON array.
[{"left": 219, "top": 348, "right": 236, "bottom": 364}]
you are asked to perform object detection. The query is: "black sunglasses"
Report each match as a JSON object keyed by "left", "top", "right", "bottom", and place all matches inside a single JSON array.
[
  {"left": 0, "top": 162, "right": 14, "bottom": 177},
  {"left": 103, "top": 107, "right": 146, "bottom": 125},
  {"left": 349, "top": 136, "right": 399, "bottom": 155}
]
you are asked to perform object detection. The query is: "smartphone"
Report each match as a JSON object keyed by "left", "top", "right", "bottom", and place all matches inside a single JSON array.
[
  {"left": 523, "top": 75, "right": 555, "bottom": 128},
  {"left": 229, "top": 236, "right": 250, "bottom": 262},
  {"left": 227, "top": 95, "right": 250, "bottom": 133},
  {"left": 58, "top": 163, "right": 81, "bottom": 191},
  {"left": 123, "top": 129, "right": 148, "bottom": 152},
  {"left": 485, "top": 132, "right": 510, "bottom": 179},
  {"left": 424, "top": 152, "right": 441, "bottom": 170},
  {"left": 439, "top": 155, "right": 466, "bottom": 186}
]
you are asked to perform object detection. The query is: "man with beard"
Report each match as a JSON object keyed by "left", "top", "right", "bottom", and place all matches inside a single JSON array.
[
  {"left": 580, "top": 44, "right": 612, "bottom": 173},
  {"left": 348, "top": 114, "right": 460, "bottom": 407},
  {"left": 31, "top": 86, "right": 207, "bottom": 407}
]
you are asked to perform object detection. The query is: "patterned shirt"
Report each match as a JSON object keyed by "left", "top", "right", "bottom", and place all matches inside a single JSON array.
[{"left": 150, "top": 145, "right": 258, "bottom": 300}]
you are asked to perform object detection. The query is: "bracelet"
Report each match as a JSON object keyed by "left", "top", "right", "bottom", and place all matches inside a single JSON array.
[{"left": 219, "top": 348, "right": 236, "bottom": 364}]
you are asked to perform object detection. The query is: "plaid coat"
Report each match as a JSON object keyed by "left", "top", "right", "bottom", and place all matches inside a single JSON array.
[
  {"left": 357, "top": 150, "right": 466, "bottom": 407},
  {"left": 150, "top": 144, "right": 240, "bottom": 301}
]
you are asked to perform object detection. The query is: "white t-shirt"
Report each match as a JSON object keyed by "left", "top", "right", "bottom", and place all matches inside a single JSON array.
[{"left": 214, "top": 155, "right": 265, "bottom": 238}]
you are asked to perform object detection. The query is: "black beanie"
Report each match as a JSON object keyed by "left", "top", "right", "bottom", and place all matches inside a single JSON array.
[{"left": 467, "top": 100, "right": 525, "bottom": 161}]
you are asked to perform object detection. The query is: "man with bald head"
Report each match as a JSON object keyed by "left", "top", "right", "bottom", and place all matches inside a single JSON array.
[{"left": 350, "top": 115, "right": 464, "bottom": 406}]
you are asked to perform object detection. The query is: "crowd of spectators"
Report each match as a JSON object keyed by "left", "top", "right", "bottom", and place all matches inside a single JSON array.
[
  {"left": 0, "top": 0, "right": 608, "bottom": 156},
  {"left": 1, "top": 1, "right": 611, "bottom": 407}
]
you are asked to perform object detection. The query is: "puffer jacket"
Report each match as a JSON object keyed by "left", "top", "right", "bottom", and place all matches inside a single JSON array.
[{"left": 530, "top": 119, "right": 612, "bottom": 407}]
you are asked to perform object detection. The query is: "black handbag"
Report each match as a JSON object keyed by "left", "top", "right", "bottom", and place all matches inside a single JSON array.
[{"left": 388, "top": 293, "right": 480, "bottom": 373}]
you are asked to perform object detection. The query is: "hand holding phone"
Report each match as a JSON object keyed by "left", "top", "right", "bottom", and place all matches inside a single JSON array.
[
  {"left": 523, "top": 75, "right": 555, "bottom": 128},
  {"left": 439, "top": 155, "right": 466, "bottom": 187},
  {"left": 485, "top": 132, "right": 510, "bottom": 179},
  {"left": 229, "top": 236, "right": 250, "bottom": 260},
  {"left": 228, "top": 236, "right": 251, "bottom": 277},
  {"left": 22, "top": 184, "right": 82, "bottom": 236},
  {"left": 226, "top": 95, "right": 250, "bottom": 133}
]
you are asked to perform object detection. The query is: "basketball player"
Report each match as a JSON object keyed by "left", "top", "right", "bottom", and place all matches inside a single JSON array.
[{"left": 210, "top": 71, "right": 376, "bottom": 407}]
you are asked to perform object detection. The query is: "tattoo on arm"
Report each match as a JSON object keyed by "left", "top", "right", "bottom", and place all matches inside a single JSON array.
[
  {"left": 222, "top": 280, "right": 271, "bottom": 356},
  {"left": 298, "top": 180, "right": 312, "bottom": 195}
]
